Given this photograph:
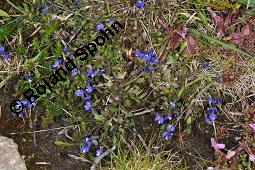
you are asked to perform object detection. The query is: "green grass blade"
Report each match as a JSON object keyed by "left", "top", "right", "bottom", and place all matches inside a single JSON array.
[{"left": 188, "top": 28, "right": 253, "bottom": 58}]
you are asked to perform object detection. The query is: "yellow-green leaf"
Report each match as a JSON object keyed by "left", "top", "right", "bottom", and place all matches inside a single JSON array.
[{"left": 0, "top": 9, "right": 10, "bottom": 17}]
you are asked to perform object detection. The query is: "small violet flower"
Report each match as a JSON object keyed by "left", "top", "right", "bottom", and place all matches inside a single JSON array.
[
  {"left": 166, "top": 125, "right": 176, "bottom": 132},
  {"left": 71, "top": 68, "right": 78, "bottom": 76},
  {"left": 207, "top": 107, "right": 217, "bottom": 113},
  {"left": 96, "top": 23, "right": 104, "bottom": 32},
  {"left": 23, "top": 73, "right": 33, "bottom": 82},
  {"left": 74, "top": 89, "right": 84, "bottom": 97},
  {"left": 85, "top": 85, "right": 93, "bottom": 93},
  {"left": 208, "top": 113, "right": 217, "bottom": 121},
  {"left": 80, "top": 138, "right": 93, "bottom": 153},
  {"left": 204, "top": 63, "right": 211, "bottom": 71},
  {"left": 51, "top": 59, "right": 61, "bottom": 68},
  {"left": 162, "top": 131, "right": 173, "bottom": 140},
  {"left": 164, "top": 114, "right": 172, "bottom": 121},
  {"left": 144, "top": 66, "right": 155, "bottom": 72},
  {"left": 84, "top": 101, "right": 92, "bottom": 111},
  {"left": 154, "top": 114, "right": 164, "bottom": 124},
  {"left": 162, "top": 125, "right": 176, "bottom": 140},
  {"left": 1, "top": 53, "right": 11, "bottom": 62},
  {"left": 135, "top": 1, "right": 145, "bottom": 8},
  {"left": 86, "top": 68, "right": 97, "bottom": 78},
  {"left": 168, "top": 101, "right": 176, "bottom": 109},
  {"left": 0, "top": 44, "right": 5, "bottom": 53},
  {"left": 94, "top": 146, "right": 104, "bottom": 159},
  {"left": 207, "top": 97, "right": 221, "bottom": 105},
  {"left": 42, "top": 7, "right": 47, "bottom": 15},
  {"left": 84, "top": 94, "right": 92, "bottom": 100}
]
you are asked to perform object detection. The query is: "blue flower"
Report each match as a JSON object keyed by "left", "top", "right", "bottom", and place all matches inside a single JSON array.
[
  {"left": 134, "top": 50, "right": 142, "bottom": 57},
  {"left": 96, "top": 23, "right": 104, "bottom": 32},
  {"left": 162, "top": 124, "right": 176, "bottom": 140},
  {"left": 37, "top": 3, "right": 42, "bottom": 11},
  {"left": 108, "top": 20, "right": 114, "bottom": 25},
  {"left": 84, "top": 101, "right": 92, "bottom": 111},
  {"left": 1, "top": 53, "right": 11, "bottom": 62},
  {"left": 0, "top": 44, "right": 5, "bottom": 53},
  {"left": 42, "top": 7, "right": 47, "bottom": 15},
  {"left": 71, "top": 68, "right": 78, "bottom": 76},
  {"left": 207, "top": 97, "right": 221, "bottom": 105},
  {"left": 74, "top": 89, "right": 84, "bottom": 97},
  {"left": 208, "top": 113, "right": 217, "bottom": 121},
  {"left": 98, "top": 69, "right": 106, "bottom": 74},
  {"left": 21, "top": 98, "right": 35, "bottom": 109},
  {"left": 166, "top": 125, "right": 176, "bottom": 132},
  {"left": 207, "top": 107, "right": 217, "bottom": 113},
  {"left": 154, "top": 114, "right": 164, "bottom": 124},
  {"left": 94, "top": 146, "right": 104, "bottom": 159},
  {"left": 23, "top": 73, "right": 33, "bottom": 82},
  {"left": 146, "top": 49, "right": 156, "bottom": 56},
  {"left": 135, "top": 0, "right": 145, "bottom": 8},
  {"left": 51, "top": 59, "right": 61, "bottom": 68},
  {"left": 86, "top": 68, "right": 97, "bottom": 78},
  {"left": 85, "top": 85, "right": 93, "bottom": 93},
  {"left": 144, "top": 66, "right": 155, "bottom": 72},
  {"left": 63, "top": 47, "right": 69, "bottom": 52},
  {"left": 162, "top": 131, "right": 173, "bottom": 140},
  {"left": 84, "top": 94, "right": 92, "bottom": 100},
  {"left": 168, "top": 101, "right": 176, "bottom": 109},
  {"left": 204, "top": 113, "right": 211, "bottom": 124},
  {"left": 80, "top": 145, "right": 90, "bottom": 153},
  {"left": 21, "top": 99, "right": 29, "bottom": 105},
  {"left": 142, "top": 53, "right": 151, "bottom": 62},
  {"left": 204, "top": 63, "right": 211, "bottom": 71},
  {"left": 80, "top": 138, "right": 93, "bottom": 153},
  {"left": 149, "top": 57, "right": 159, "bottom": 64},
  {"left": 164, "top": 114, "right": 172, "bottom": 121}
]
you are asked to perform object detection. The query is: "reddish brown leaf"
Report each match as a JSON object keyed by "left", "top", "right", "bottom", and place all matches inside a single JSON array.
[
  {"left": 224, "top": 12, "right": 233, "bottom": 28},
  {"left": 184, "top": 35, "right": 196, "bottom": 54},
  {"left": 229, "top": 32, "right": 245, "bottom": 44},
  {"left": 207, "top": 7, "right": 225, "bottom": 37},
  {"left": 247, "top": 32, "right": 255, "bottom": 44},
  {"left": 242, "top": 24, "right": 251, "bottom": 36}
]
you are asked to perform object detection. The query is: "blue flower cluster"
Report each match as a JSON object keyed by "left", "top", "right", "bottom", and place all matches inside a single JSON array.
[
  {"left": 134, "top": 49, "right": 159, "bottom": 72},
  {"left": 204, "top": 97, "right": 221, "bottom": 124},
  {"left": 154, "top": 101, "right": 177, "bottom": 140},
  {"left": 0, "top": 44, "right": 11, "bottom": 62},
  {"left": 51, "top": 57, "right": 78, "bottom": 76},
  {"left": 80, "top": 134, "right": 104, "bottom": 159},
  {"left": 74, "top": 68, "right": 106, "bottom": 112},
  {"left": 11, "top": 97, "right": 37, "bottom": 118},
  {"left": 162, "top": 125, "right": 176, "bottom": 140}
]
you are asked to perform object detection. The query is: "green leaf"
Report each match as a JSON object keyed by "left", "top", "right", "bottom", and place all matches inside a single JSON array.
[
  {"left": 54, "top": 140, "right": 73, "bottom": 147},
  {"left": 94, "top": 113, "right": 106, "bottom": 121},
  {"left": 186, "top": 116, "right": 192, "bottom": 125},
  {"left": 0, "top": 9, "right": 10, "bottom": 17},
  {"left": 34, "top": 67, "right": 41, "bottom": 79}
]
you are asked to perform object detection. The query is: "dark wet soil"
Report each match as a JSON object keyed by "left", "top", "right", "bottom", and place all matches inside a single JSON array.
[{"left": 0, "top": 76, "right": 90, "bottom": 170}]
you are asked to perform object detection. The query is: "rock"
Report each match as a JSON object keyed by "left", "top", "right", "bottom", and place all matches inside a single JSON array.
[{"left": 0, "top": 136, "right": 27, "bottom": 170}]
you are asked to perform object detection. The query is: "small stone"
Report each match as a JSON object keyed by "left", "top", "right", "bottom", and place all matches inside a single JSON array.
[{"left": 0, "top": 136, "right": 27, "bottom": 170}]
